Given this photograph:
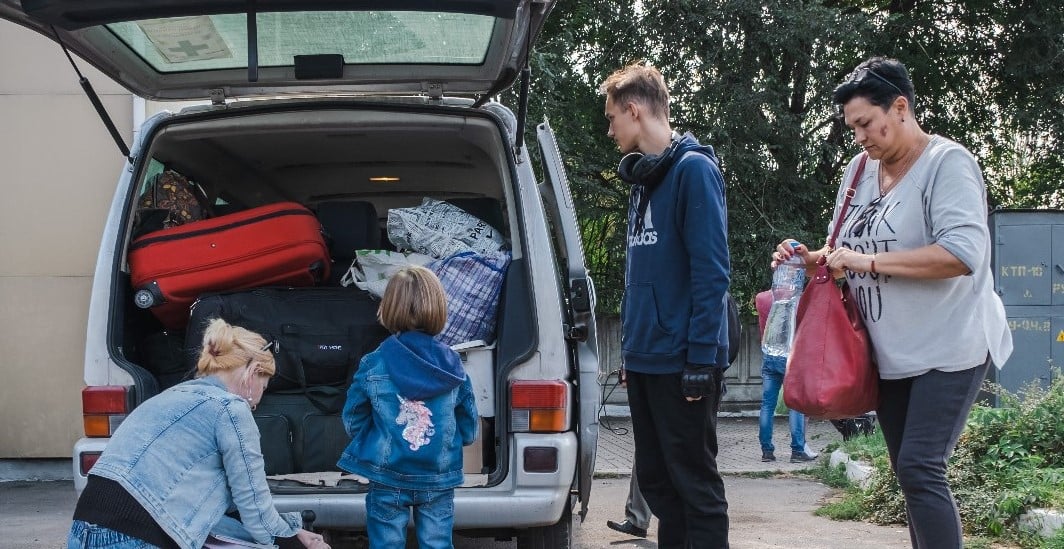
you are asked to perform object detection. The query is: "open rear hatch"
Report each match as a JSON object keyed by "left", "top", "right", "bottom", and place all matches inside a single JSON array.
[{"left": 0, "top": 0, "right": 554, "bottom": 100}]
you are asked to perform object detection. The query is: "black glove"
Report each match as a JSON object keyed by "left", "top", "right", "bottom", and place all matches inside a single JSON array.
[{"left": 681, "top": 363, "right": 719, "bottom": 399}]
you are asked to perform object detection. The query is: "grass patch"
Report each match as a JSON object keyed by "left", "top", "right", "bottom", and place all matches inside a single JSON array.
[
  {"left": 730, "top": 470, "right": 782, "bottom": 479},
  {"left": 814, "top": 373, "right": 1064, "bottom": 548},
  {"left": 964, "top": 537, "right": 1008, "bottom": 549},
  {"left": 807, "top": 459, "right": 852, "bottom": 490},
  {"left": 815, "top": 490, "right": 864, "bottom": 520},
  {"left": 1044, "top": 530, "right": 1064, "bottom": 549},
  {"left": 839, "top": 428, "right": 886, "bottom": 462}
]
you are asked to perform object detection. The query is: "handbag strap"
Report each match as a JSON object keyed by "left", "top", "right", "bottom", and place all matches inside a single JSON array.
[{"left": 825, "top": 153, "right": 869, "bottom": 252}]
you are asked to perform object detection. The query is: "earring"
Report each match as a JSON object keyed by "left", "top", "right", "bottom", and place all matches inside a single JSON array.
[{"left": 242, "top": 376, "right": 255, "bottom": 410}]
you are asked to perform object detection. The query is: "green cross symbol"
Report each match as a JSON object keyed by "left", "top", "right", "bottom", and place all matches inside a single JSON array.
[{"left": 168, "top": 40, "right": 210, "bottom": 57}]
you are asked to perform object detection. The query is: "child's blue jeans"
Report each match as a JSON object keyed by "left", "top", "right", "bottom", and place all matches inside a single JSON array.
[{"left": 366, "top": 483, "right": 454, "bottom": 549}]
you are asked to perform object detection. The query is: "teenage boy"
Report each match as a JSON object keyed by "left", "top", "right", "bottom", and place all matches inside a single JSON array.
[{"left": 600, "top": 62, "right": 731, "bottom": 548}]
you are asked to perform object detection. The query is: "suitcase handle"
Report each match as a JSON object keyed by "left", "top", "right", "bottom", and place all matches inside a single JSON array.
[{"left": 308, "top": 260, "right": 328, "bottom": 283}]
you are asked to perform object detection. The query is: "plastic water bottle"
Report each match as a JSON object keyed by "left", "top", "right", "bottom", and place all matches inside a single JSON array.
[{"left": 761, "top": 242, "right": 806, "bottom": 357}]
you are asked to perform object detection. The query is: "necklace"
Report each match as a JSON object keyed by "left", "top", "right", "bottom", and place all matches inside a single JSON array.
[{"left": 879, "top": 135, "right": 930, "bottom": 196}]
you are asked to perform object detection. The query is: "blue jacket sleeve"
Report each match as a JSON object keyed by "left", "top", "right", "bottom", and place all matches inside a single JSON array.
[
  {"left": 456, "top": 376, "right": 479, "bottom": 446},
  {"left": 216, "top": 401, "right": 300, "bottom": 544},
  {"left": 675, "top": 154, "right": 730, "bottom": 366},
  {"left": 342, "top": 356, "right": 373, "bottom": 439}
]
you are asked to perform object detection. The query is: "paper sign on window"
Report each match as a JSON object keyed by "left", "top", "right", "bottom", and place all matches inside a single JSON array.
[{"left": 137, "top": 16, "right": 233, "bottom": 63}]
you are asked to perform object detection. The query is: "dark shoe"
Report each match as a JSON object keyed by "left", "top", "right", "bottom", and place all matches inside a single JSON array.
[
  {"left": 607, "top": 519, "right": 647, "bottom": 538},
  {"left": 761, "top": 451, "right": 776, "bottom": 462},
  {"left": 790, "top": 450, "right": 817, "bottom": 463}
]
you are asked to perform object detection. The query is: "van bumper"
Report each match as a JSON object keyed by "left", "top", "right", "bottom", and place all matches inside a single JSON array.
[
  {"left": 71, "top": 437, "right": 109, "bottom": 494},
  {"left": 274, "top": 432, "right": 577, "bottom": 530},
  {"left": 274, "top": 485, "right": 572, "bottom": 530},
  {"left": 72, "top": 431, "right": 579, "bottom": 530}
]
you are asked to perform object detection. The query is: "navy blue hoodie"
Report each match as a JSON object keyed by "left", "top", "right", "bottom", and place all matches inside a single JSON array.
[
  {"left": 621, "top": 133, "right": 731, "bottom": 374},
  {"left": 338, "top": 331, "right": 478, "bottom": 490}
]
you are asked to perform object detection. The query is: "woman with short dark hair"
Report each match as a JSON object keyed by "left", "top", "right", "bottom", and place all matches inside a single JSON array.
[{"left": 771, "top": 57, "right": 1012, "bottom": 548}]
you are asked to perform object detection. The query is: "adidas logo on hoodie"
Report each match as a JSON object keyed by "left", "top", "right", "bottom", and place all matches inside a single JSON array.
[{"left": 628, "top": 205, "right": 658, "bottom": 246}]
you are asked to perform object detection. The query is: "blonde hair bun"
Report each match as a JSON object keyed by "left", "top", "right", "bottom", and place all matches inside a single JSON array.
[{"left": 195, "top": 318, "right": 276, "bottom": 377}]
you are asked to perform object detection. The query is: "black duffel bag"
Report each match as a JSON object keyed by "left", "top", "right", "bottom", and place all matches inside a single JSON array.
[{"left": 185, "top": 287, "right": 390, "bottom": 394}]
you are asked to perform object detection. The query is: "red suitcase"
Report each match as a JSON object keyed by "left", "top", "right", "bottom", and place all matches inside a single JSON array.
[{"left": 129, "top": 202, "right": 330, "bottom": 329}]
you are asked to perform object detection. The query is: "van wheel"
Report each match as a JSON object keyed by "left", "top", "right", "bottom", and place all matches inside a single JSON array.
[{"left": 516, "top": 497, "right": 572, "bottom": 549}]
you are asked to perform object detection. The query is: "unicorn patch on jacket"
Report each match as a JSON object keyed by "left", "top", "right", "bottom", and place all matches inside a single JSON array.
[{"left": 396, "top": 395, "right": 435, "bottom": 451}]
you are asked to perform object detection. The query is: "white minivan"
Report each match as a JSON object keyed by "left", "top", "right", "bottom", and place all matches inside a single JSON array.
[{"left": 0, "top": 1, "right": 599, "bottom": 545}]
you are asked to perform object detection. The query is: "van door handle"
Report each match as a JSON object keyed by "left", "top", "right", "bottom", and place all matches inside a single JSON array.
[{"left": 564, "top": 324, "right": 588, "bottom": 342}]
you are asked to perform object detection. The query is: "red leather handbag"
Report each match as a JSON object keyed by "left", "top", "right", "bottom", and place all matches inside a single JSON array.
[{"left": 783, "top": 154, "right": 879, "bottom": 419}]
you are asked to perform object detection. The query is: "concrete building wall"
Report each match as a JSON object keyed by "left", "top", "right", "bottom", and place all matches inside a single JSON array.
[{"left": 0, "top": 22, "right": 132, "bottom": 458}]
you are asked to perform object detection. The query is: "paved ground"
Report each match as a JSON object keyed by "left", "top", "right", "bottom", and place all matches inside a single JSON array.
[
  {"left": 597, "top": 413, "right": 845, "bottom": 476},
  {"left": 1, "top": 415, "right": 913, "bottom": 548},
  {"left": 2, "top": 475, "right": 914, "bottom": 549}
]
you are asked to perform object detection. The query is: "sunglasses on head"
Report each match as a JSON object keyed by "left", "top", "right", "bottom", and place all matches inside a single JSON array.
[
  {"left": 846, "top": 67, "right": 905, "bottom": 97},
  {"left": 246, "top": 340, "right": 277, "bottom": 375},
  {"left": 851, "top": 195, "right": 884, "bottom": 238}
]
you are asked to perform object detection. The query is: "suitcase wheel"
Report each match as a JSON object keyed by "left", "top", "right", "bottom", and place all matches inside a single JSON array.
[{"left": 134, "top": 281, "right": 165, "bottom": 308}]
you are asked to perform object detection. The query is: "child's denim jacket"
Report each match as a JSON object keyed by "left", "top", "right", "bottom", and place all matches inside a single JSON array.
[
  {"left": 88, "top": 377, "right": 301, "bottom": 549},
  {"left": 338, "top": 331, "right": 479, "bottom": 490}
]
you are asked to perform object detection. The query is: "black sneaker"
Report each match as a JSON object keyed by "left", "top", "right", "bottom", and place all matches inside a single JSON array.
[
  {"left": 607, "top": 519, "right": 648, "bottom": 538},
  {"left": 790, "top": 450, "right": 817, "bottom": 463},
  {"left": 761, "top": 451, "right": 776, "bottom": 462}
]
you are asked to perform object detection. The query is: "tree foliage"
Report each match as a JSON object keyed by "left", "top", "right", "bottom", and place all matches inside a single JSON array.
[{"left": 506, "top": 0, "right": 1064, "bottom": 317}]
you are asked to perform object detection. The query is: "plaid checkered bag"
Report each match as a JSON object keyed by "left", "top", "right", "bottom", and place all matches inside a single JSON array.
[{"left": 429, "top": 250, "right": 511, "bottom": 346}]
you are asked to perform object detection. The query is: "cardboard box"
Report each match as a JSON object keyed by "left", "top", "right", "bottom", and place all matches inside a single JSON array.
[{"left": 462, "top": 417, "right": 489, "bottom": 474}]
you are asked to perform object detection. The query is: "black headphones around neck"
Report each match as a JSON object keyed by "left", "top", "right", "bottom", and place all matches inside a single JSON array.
[{"left": 617, "top": 136, "right": 684, "bottom": 187}]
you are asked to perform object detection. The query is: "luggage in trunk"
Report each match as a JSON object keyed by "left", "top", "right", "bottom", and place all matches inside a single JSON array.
[
  {"left": 128, "top": 202, "right": 330, "bottom": 329},
  {"left": 185, "top": 286, "right": 390, "bottom": 392},
  {"left": 253, "top": 392, "right": 350, "bottom": 475}
]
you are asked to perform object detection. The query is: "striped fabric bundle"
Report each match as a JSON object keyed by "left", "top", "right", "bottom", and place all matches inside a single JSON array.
[{"left": 429, "top": 250, "right": 511, "bottom": 346}]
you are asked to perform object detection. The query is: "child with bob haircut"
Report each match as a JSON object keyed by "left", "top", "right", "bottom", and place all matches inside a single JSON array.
[{"left": 337, "top": 265, "right": 478, "bottom": 548}]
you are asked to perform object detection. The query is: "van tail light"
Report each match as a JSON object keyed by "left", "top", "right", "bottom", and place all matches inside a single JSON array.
[
  {"left": 510, "top": 380, "right": 569, "bottom": 433},
  {"left": 82, "top": 386, "right": 130, "bottom": 437}
]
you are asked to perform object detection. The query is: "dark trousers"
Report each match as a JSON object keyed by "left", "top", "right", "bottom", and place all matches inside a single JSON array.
[
  {"left": 877, "top": 358, "right": 990, "bottom": 549},
  {"left": 627, "top": 370, "right": 729, "bottom": 549}
]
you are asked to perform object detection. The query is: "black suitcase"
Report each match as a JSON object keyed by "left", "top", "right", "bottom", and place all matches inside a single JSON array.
[
  {"left": 253, "top": 392, "right": 351, "bottom": 475},
  {"left": 185, "top": 287, "right": 390, "bottom": 392},
  {"left": 138, "top": 330, "right": 198, "bottom": 391}
]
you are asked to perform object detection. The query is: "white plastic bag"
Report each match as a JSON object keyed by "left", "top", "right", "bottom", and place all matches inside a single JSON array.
[
  {"left": 340, "top": 249, "right": 434, "bottom": 298},
  {"left": 386, "top": 197, "right": 505, "bottom": 259}
]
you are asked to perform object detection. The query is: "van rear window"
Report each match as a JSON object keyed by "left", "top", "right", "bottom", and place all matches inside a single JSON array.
[{"left": 105, "top": 11, "right": 495, "bottom": 73}]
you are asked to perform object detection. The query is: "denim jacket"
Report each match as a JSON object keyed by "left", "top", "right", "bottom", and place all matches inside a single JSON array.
[
  {"left": 337, "top": 331, "right": 478, "bottom": 490},
  {"left": 89, "top": 377, "right": 300, "bottom": 549}
]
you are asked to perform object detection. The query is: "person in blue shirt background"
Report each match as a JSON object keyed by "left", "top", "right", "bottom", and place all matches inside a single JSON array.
[
  {"left": 755, "top": 290, "right": 817, "bottom": 463},
  {"left": 337, "top": 265, "right": 478, "bottom": 549}
]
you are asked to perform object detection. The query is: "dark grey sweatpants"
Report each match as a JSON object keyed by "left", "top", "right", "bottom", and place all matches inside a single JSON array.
[{"left": 876, "top": 357, "right": 990, "bottom": 549}]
